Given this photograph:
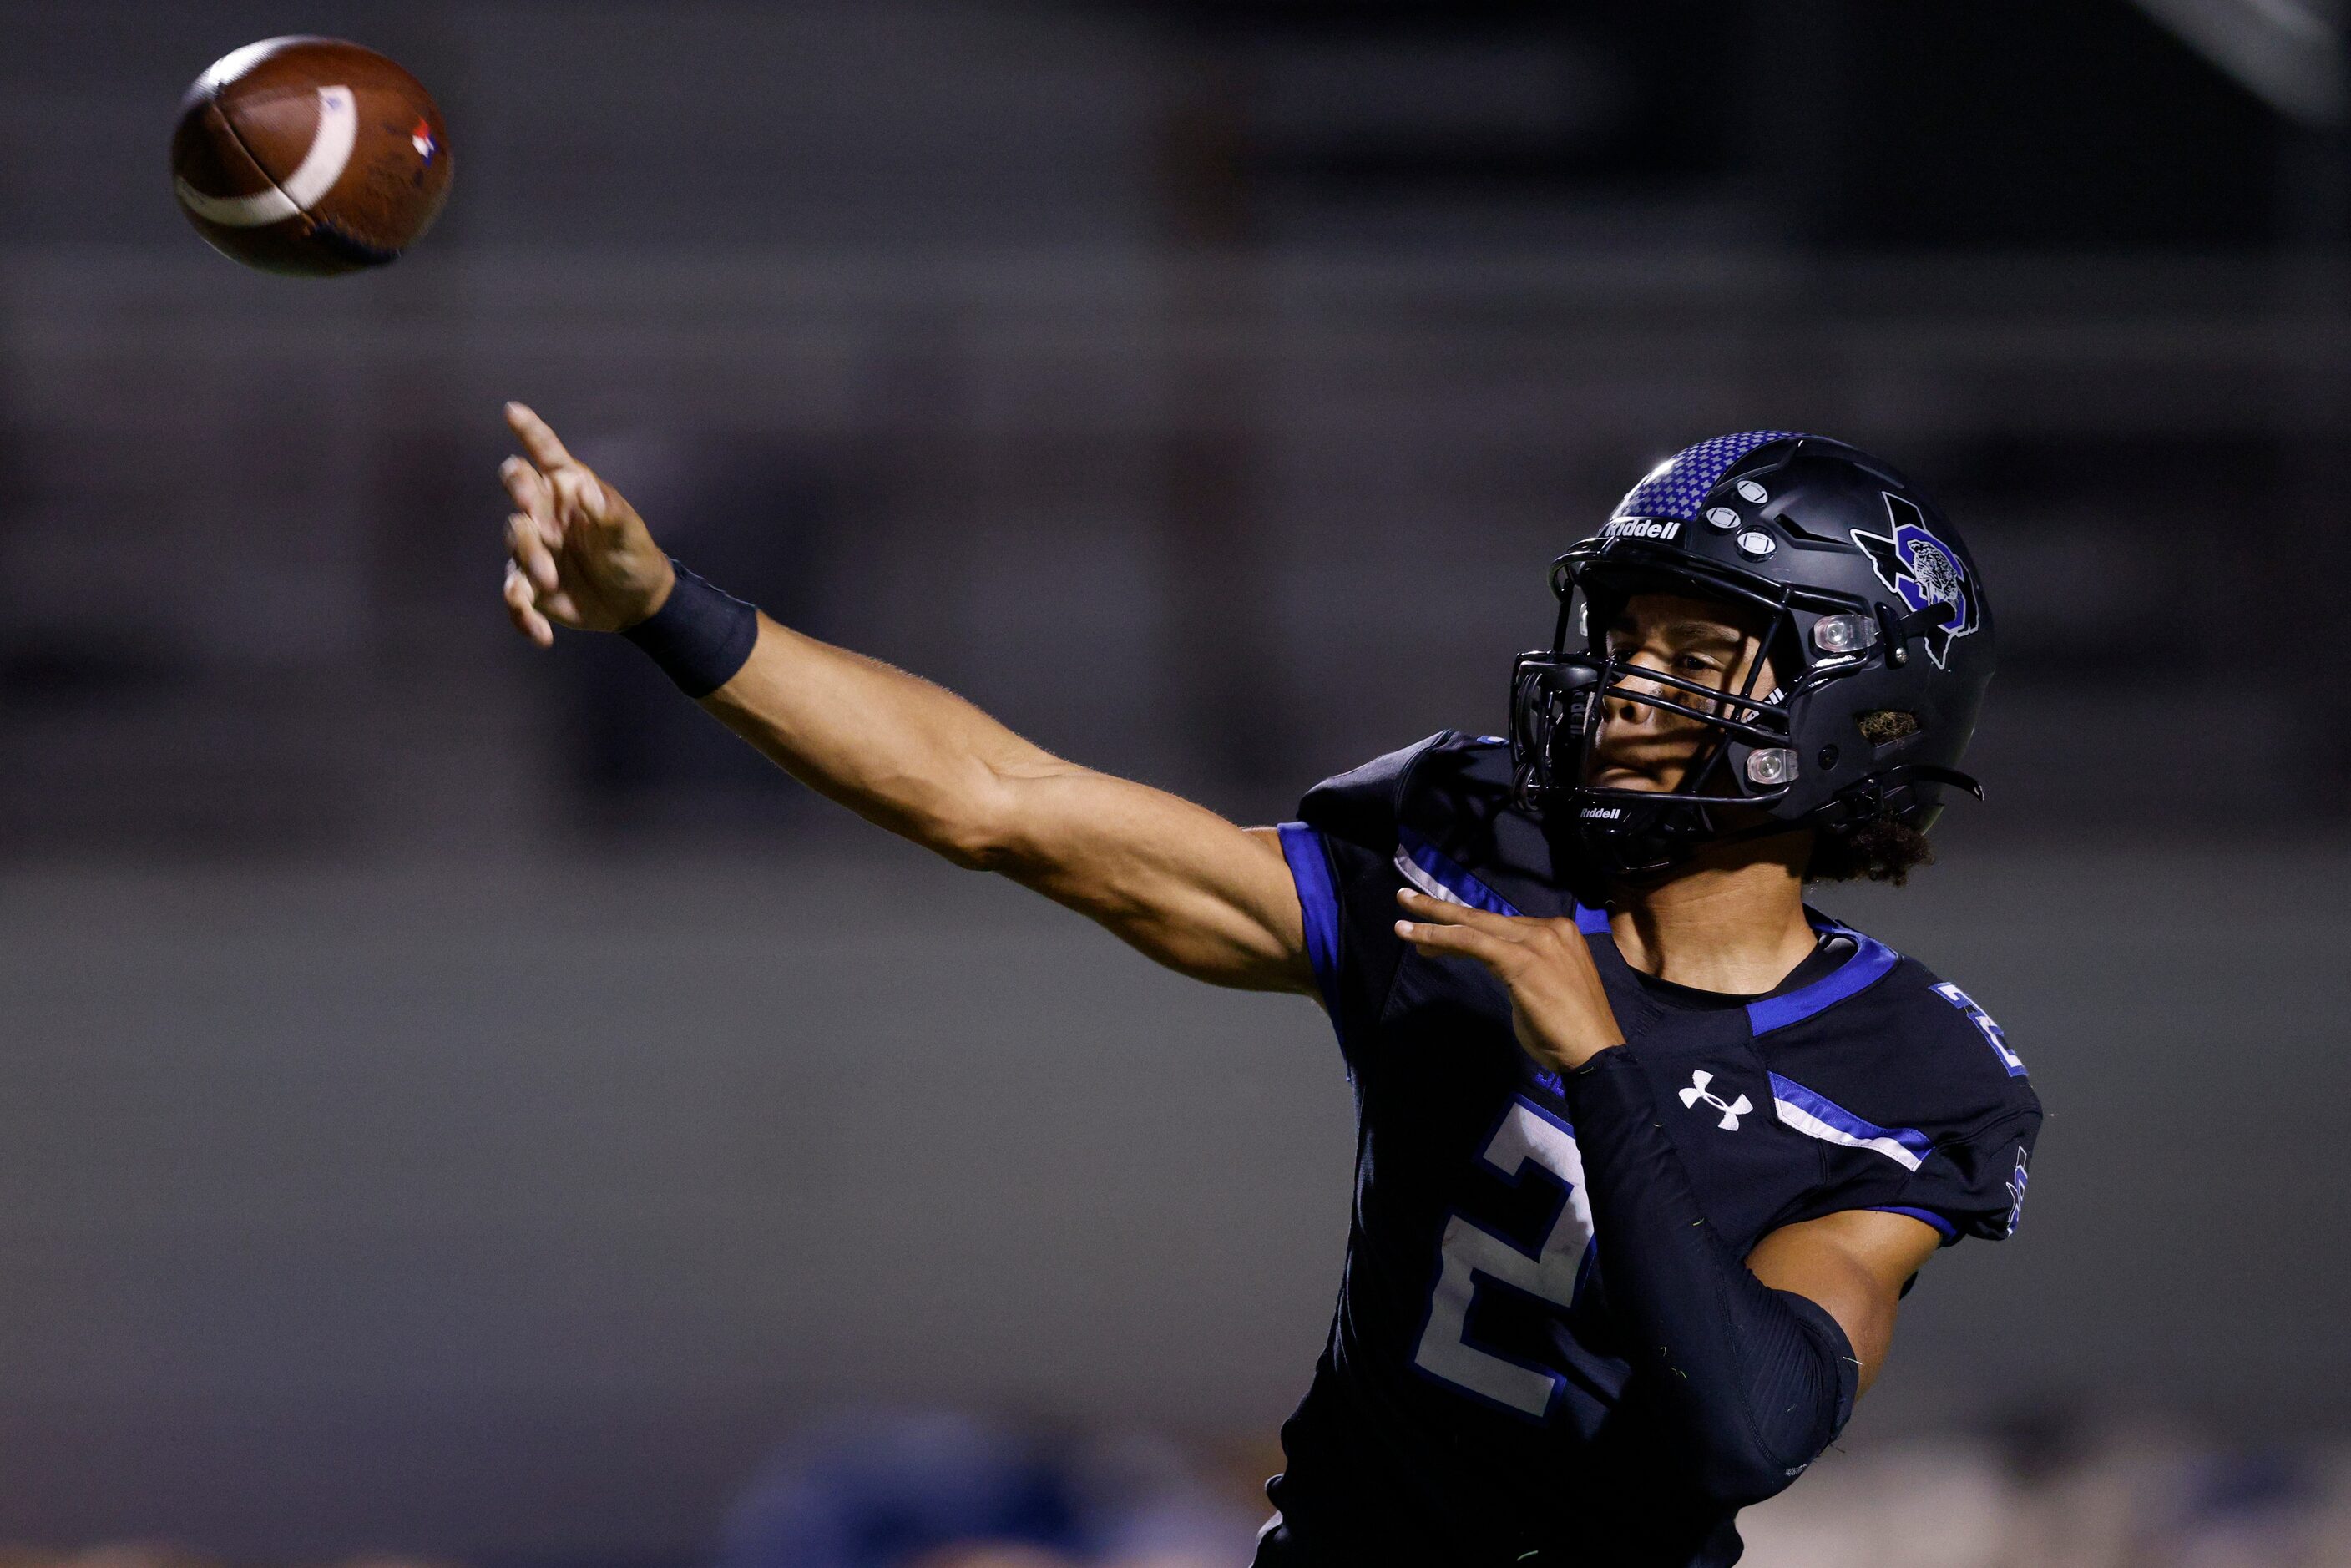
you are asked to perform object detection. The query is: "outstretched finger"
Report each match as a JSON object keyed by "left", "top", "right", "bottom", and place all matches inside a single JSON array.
[
  {"left": 1395, "top": 887, "right": 1524, "bottom": 936},
  {"left": 504, "top": 401, "right": 577, "bottom": 473}
]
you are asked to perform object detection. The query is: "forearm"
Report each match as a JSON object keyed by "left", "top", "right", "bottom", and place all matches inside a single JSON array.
[
  {"left": 1564, "top": 1048, "right": 1858, "bottom": 1506},
  {"left": 700, "top": 612, "right": 1054, "bottom": 866},
  {"left": 704, "top": 615, "right": 1308, "bottom": 986},
  {"left": 494, "top": 414, "right": 1311, "bottom": 991}
]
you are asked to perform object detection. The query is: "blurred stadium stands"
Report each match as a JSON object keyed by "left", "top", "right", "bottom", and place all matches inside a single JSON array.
[{"left": 3, "top": 1, "right": 2348, "bottom": 1563}]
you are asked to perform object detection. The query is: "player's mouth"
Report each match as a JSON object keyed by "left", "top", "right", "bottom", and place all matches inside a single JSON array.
[
  {"left": 1587, "top": 728, "right": 1709, "bottom": 792},
  {"left": 1589, "top": 749, "right": 1685, "bottom": 791},
  {"left": 1591, "top": 765, "right": 1671, "bottom": 792}
]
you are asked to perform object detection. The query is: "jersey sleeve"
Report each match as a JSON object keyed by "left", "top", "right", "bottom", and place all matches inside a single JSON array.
[
  {"left": 1277, "top": 733, "right": 1454, "bottom": 1066},
  {"left": 1294, "top": 733, "right": 1446, "bottom": 847},
  {"left": 1871, "top": 1102, "right": 2038, "bottom": 1246},
  {"left": 1767, "top": 965, "right": 2042, "bottom": 1247}
]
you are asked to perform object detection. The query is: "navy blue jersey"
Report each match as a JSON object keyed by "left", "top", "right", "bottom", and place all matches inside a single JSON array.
[{"left": 1258, "top": 731, "right": 2041, "bottom": 1567}]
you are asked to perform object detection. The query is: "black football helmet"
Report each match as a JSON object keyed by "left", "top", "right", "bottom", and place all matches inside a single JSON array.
[{"left": 1509, "top": 431, "right": 1995, "bottom": 878}]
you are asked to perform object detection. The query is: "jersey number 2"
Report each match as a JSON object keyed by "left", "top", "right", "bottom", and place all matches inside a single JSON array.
[{"left": 1411, "top": 1096, "right": 1594, "bottom": 1419}]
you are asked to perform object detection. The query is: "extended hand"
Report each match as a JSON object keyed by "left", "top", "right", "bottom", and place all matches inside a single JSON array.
[
  {"left": 498, "top": 402, "right": 676, "bottom": 645},
  {"left": 1394, "top": 888, "right": 1627, "bottom": 1072}
]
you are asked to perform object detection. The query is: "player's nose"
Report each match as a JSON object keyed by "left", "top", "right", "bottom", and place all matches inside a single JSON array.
[{"left": 1606, "top": 656, "right": 1677, "bottom": 725}]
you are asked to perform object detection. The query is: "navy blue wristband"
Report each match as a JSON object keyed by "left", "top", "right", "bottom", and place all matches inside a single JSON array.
[{"left": 621, "top": 560, "right": 760, "bottom": 698}]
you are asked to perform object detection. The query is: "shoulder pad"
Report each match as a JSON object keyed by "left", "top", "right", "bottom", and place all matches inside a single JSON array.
[
  {"left": 1764, "top": 950, "right": 2040, "bottom": 1241},
  {"left": 1297, "top": 731, "right": 1506, "bottom": 849},
  {"left": 1780, "top": 954, "right": 2035, "bottom": 1118},
  {"left": 1887, "top": 959, "right": 2037, "bottom": 1107}
]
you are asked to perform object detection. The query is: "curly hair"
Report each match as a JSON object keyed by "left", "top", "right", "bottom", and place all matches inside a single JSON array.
[{"left": 1807, "top": 810, "right": 1937, "bottom": 886}]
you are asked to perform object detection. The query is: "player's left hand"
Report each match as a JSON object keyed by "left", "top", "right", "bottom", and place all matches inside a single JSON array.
[{"left": 1394, "top": 888, "right": 1626, "bottom": 1072}]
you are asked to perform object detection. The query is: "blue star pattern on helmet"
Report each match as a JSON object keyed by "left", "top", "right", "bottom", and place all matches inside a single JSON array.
[{"left": 1615, "top": 431, "right": 1804, "bottom": 522}]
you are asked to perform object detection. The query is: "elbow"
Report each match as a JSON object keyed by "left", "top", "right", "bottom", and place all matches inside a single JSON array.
[
  {"left": 1687, "top": 1441, "right": 1812, "bottom": 1510},
  {"left": 1679, "top": 1388, "right": 1843, "bottom": 1506},
  {"left": 1658, "top": 1373, "right": 1833, "bottom": 1508}
]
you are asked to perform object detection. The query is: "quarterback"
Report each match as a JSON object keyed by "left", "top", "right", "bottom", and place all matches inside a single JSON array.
[{"left": 498, "top": 414, "right": 2041, "bottom": 1566}]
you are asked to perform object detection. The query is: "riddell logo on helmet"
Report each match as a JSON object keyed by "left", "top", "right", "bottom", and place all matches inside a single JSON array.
[
  {"left": 1581, "top": 805, "right": 1625, "bottom": 821},
  {"left": 1599, "top": 518, "right": 1681, "bottom": 543}
]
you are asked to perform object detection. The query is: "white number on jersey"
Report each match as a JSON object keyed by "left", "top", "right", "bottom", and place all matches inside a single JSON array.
[
  {"left": 1412, "top": 1096, "right": 1595, "bottom": 1418},
  {"left": 1934, "top": 981, "right": 2026, "bottom": 1076}
]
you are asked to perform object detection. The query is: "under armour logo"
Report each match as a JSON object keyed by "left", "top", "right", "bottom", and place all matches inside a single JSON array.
[{"left": 1678, "top": 1070, "right": 1752, "bottom": 1131}]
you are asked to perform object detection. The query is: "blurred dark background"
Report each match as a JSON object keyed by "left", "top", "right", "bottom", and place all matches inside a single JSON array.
[{"left": 3, "top": 2, "right": 2348, "bottom": 1565}]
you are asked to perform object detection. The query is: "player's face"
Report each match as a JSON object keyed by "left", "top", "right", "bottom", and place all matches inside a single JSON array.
[{"left": 1589, "top": 593, "right": 1777, "bottom": 793}]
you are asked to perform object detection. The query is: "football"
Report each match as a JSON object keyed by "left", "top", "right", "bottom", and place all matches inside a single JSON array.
[{"left": 170, "top": 37, "right": 452, "bottom": 276}]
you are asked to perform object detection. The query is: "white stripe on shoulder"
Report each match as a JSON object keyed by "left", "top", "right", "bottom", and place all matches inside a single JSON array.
[
  {"left": 1393, "top": 845, "right": 1468, "bottom": 905},
  {"left": 1772, "top": 1095, "right": 1926, "bottom": 1171}
]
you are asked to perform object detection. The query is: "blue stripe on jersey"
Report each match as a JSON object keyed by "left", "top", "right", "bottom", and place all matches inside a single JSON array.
[
  {"left": 1868, "top": 1205, "right": 1958, "bottom": 1240},
  {"left": 1393, "top": 828, "right": 1617, "bottom": 938},
  {"left": 1395, "top": 828, "right": 1522, "bottom": 916},
  {"left": 1769, "top": 1072, "right": 1934, "bottom": 1171},
  {"left": 1279, "top": 822, "right": 1344, "bottom": 1016},
  {"left": 1746, "top": 927, "right": 1898, "bottom": 1035}
]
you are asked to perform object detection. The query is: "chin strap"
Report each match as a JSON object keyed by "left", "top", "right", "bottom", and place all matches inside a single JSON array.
[
  {"left": 1560, "top": 763, "right": 1984, "bottom": 881},
  {"left": 1810, "top": 762, "right": 1984, "bottom": 827}
]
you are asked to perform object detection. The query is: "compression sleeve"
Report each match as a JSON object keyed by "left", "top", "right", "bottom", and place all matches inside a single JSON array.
[{"left": 1564, "top": 1046, "right": 1860, "bottom": 1507}]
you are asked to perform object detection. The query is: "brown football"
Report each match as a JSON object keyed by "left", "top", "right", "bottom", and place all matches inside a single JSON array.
[{"left": 171, "top": 37, "right": 453, "bottom": 276}]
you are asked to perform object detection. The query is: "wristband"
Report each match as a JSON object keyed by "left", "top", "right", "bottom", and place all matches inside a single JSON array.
[{"left": 621, "top": 559, "right": 761, "bottom": 697}]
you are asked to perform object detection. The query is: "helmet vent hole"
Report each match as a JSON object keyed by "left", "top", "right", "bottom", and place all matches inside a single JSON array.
[{"left": 1858, "top": 710, "right": 1921, "bottom": 745}]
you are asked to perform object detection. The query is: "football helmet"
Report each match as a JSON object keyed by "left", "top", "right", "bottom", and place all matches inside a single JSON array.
[{"left": 1509, "top": 432, "right": 1995, "bottom": 878}]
